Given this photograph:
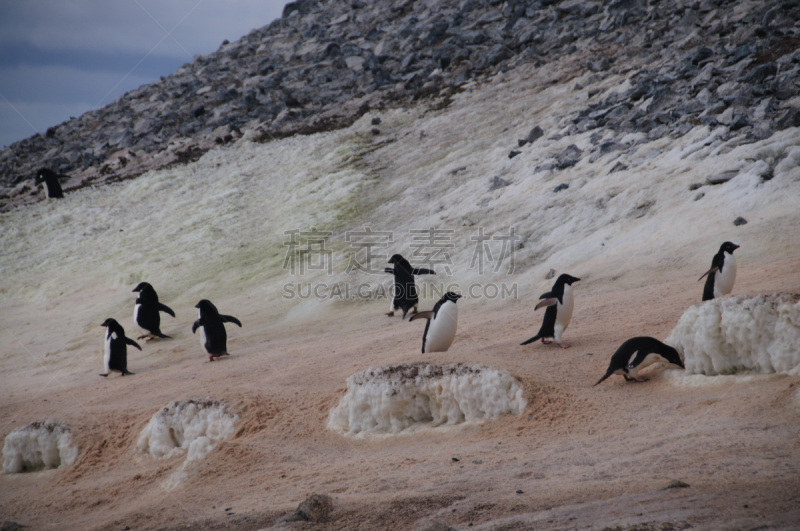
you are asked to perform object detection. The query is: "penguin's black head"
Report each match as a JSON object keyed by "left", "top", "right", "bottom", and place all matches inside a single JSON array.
[
  {"left": 388, "top": 254, "right": 404, "bottom": 264},
  {"left": 101, "top": 318, "right": 121, "bottom": 330},
  {"left": 442, "top": 292, "right": 462, "bottom": 303},
  {"left": 195, "top": 299, "right": 219, "bottom": 315},
  {"left": 557, "top": 274, "right": 581, "bottom": 285},
  {"left": 35, "top": 168, "right": 56, "bottom": 182},
  {"left": 720, "top": 241, "right": 739, "bottom": 254},
  {"left": 132, "top": 281, "right": 153, "bottom": 293}
]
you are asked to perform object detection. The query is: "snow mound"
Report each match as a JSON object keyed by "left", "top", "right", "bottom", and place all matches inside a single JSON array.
[
  {"left": 328, "top": 362, "right": 527, "bottom": 436},
  {"left": 2, "top": 420, "right": 78, "bottom": 473},
  {"left": 137, "top": 398, "right": 237, "bottom": 465},
  {"left": 666, "top": 294, "right": 800, "bottom": 376}
]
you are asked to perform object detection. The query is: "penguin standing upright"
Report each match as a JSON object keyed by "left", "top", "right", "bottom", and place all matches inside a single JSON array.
[
  {"left": 100, "top": 318, "right": 140, "bottom": 376},
  {"left": 521, "top": 274, "right": 580, "bottom": 348},
  {"left": 698, "top": 241, "right": 739, "bottom": 301},
  {"left": 132, "top": 282, "right": 175, "bottom": 340},
  {"left": 409, "top": 292, "right": 462, "bottom": 353},
  {"left": 594, "top": 336, "right": 684, "bottom": 385},
  {"left": 34, "top": 168, "right": 65, "bottom": 198},
  {"left": 385, "top": 254, "right": 436, "bottom": 318},
  {"left": 192, "top": 299, "right": 242, "bottom": 362}
]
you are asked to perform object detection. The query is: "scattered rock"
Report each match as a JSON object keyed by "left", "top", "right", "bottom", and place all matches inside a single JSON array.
[
  {"left": 508, "top": 150, "right": 521, "bottom": 159},
  {"left": 293, "top": 494, "right": 334, "bottom": 522},
  {"left": 545, "top": 268, "right": 556, "bottom": 280},
  {"left": 553, "top": 183, "right": 569, "bottom": 193},
  {"left": 490, "top": 176, "right": 511, "bottom": 191},
  {"left": 733, "top": 216, "right": 748, "bottom": 226},
  {"left": 706, "top": 171, "right": 738, "bottom": 185},
  {"left": 517, "top": 126, "right": 544, "bottom": 147},
  {"left": 2, "top": 523, "right": 26, "bottom": 531},
  {"left": 664, "top": 479, "right": 691, "bottom": 489}
]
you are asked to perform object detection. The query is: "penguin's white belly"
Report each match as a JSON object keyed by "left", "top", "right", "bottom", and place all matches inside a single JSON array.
[
  {"left": 554, "top": 286, "right": 574, "bottom": 336},
  {"left": 133, "top": 304, "right": 144, "bottom": 332},
  {"left": 714, "top": 253, "right": 737, "bottom": 297},
  {"left": 103, "top": 333, "right": 112, "bottom": 373},
  {"left": 425, "top": 302, "right": 458, "bottom": 353},
  {"left": 199, "top": 327, "right": 207, "bottom": 350},
  {"left": 628, "top": 352, "right": 663, "bottom": 379}
]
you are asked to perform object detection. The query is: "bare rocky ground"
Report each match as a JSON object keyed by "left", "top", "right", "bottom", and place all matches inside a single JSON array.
[{"left": 1, "top": 253, "right": 799, "bottom": 530}]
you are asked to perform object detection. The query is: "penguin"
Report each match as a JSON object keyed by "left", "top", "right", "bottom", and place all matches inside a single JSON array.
[
  {"left": 34, "top": 168, "right": 65, "bottom": 198},
  {"left": 698, "top": 241, "right": 739, "bottom": 301},
  {"left": 191, "top": 299, "right": 242, "bottom": 361},
  {"left": 409, "top": 292, "right": 462, "bottom": 353},
  {"left": 385, "top": 253, "right": 436, "bottom": 319},
  {"left": 594, "top": 336, "right": 685, "bottom": 386},
  {"left": 520, "top": 274, "right": 580, "bottom": 348},
  {"left": 132, "top": 282, "right": 175, "bottom": 340},
  {"left": 100, "top": 318, "right": 140, "bottom": 376}
]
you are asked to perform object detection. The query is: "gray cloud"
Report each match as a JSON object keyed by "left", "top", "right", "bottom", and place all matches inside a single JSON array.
[{"left": 0, "top": 0, "right": 285, "bottom": 148}]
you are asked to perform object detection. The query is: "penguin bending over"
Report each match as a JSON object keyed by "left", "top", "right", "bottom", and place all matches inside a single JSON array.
[
  {"left": 409, "top": 292, "right": 461, "bottom": 353},
  {"left": 35, "top": 168, "right": 65, "bottom": 199},
  {"left": 192, "top": 299, "right": 242, "bottom": 361},
  {"left": 100, "top": 318, "right": 139, "bottom": 376},
  {"left": 698, "top": 241, "right": 739, "bottom": 301},
  {"left": 385, "top": 253, "right": 436, "bottom": 318},
  {"left": 594, "top": 336, "right": 684, "bottom": 385},
  {"left": 132, "top": 282, "right": 175, "bottom": 340},
  {"left": 521, "top": 274, "right": 580, "bottom": 348}
]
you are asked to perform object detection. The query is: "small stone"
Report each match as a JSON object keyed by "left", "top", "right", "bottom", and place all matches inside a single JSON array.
[
  {"left": 665, "top": 479, "right": 691, "bottom": 489},
  {"left": 733, "top": 216, "right": 747, "bottom": 226},
  {"left": 371, "top": 128, "right": 380, "bottom": 135},
  {"left": 371, "top": 117, "right": 381, "bottom": 125},
  {"left": 545, "top": 268, "right": 556, "bottom": 280},
  {"left": 508, "top": 150, "right": 521, "bottom": 159},
  {"left": 553, "top": 183, "right": 569, "bottom": 193},
  {"left": 516, "top": 489, "right": 524, "bottom": 494},
  {"left": 451, "top": 457, "right": 460, "bottom": 462},
  {"left": 293, "top": 494, "right": 334, "bottom": 522},
  {"left": 490, "top": 176, "right": 511, "bottom": 191}
]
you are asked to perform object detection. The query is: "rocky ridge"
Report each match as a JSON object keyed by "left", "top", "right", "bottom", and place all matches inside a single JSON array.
[{"left": 1, "top": 0, "right": 798, "bottom": 211}]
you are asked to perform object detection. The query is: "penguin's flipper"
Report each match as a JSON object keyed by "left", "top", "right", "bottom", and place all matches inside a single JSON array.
[
  {"left": 698, "top": 266, "right": 719, "bottom": 281},
  {"left": 192, "top": 319, "right": 202, "bottom": 333},
  {"left": 593, "top": 369, "right": 614, "bottom": 386},
  {"left": 158, "top": 303, "right": 176, "bottom": 317},
  {"left": 384, "top": 267, "right": 395, "bottom": 274},
  {"left": 520, "top": 334, "right": 542, "bottom": 345},
  {"left": 126, "top": 337, "right": 142, "bottom": 351},
  {"left": 221, "top": 315, "right": 242, "bottom": 327},
  {"left": 409, "top": 311, "right": 434, "bottom": 322},
  {"left": 534, "top": 297, "right": 558, "bottom": 310},
  {"left": 411, "top": 268, "right": 436, "bottom": 275}
]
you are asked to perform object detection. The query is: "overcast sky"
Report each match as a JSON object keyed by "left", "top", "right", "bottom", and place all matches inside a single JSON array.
[{"left": 0, "top": 1, "right": 287, "bottom": 148}]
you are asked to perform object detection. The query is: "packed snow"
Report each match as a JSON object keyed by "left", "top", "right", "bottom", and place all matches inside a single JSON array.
[
  {"left": 136, "top": 398, "right": 237, "bottom": 465},
  {"left": 667, "top": 294, "right": 800, "bottom": 376},
  {"left": 328, "top": 363, "right": 526, "bottom": 436},
  {"left": 2, "top": 420, "right": 77, "bottom": 473}
]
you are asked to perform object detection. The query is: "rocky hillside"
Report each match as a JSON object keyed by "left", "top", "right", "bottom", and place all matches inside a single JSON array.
[{"left": 1, "top": 0, "right": 799, "bottom": 210}]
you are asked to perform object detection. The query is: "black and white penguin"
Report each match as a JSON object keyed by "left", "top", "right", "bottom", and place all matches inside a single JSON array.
[
  {"left": 409, "top": 292, "right": 462, "bottom": 353},
  {"left": 34, "top": 168, "right": 65, "bottom": 198},
  {"left": 132, "top": 282, "right": 175, "bottom": 340},
  {"left": 100, "top": 318, "right": 140, "bottom": 376},
  {"left": 385, "top": 253, "right": 436, "bottom": 319},
  {"left": 191, "top": 299, "right": 242, "bottom": 362},
  {"left": 698, "top": 241, "right": 739, "bottom": 301},
  {"left": 594, "top": 336, "right": 685, "bottom": 386},
  {"left": 520, "top": 274, "right": 580, "bottom": 348}
]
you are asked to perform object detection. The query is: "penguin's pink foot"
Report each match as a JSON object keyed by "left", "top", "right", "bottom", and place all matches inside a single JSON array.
[{"left": 558, "top": 343, "right": 571, "bottom": 349}]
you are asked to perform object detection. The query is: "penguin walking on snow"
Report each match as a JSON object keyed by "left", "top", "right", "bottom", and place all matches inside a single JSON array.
[
  {"left": 521, "top": 274, "right": 580, "bottom": 348},
  {"left": 698, "top": 241, "right": 739, "bottom": 301},
  {"left": 192, "top": 299, "right": 242, "bottom": 361},
  {"left": 594, "top": 336, "right": 684, "bottom": 386},
  {"left": 385, "top": 254, "right": 436, "bottom": 318},
  {"left": 34, "top": 168, "right": 65, "bottom": 198},
  {"left": 132, "top": 282, "right": 175, "bottom": 340},
  {"left": 409, "top": 292, "right": 461, "bottom": 353},
  {"left": 100, "top": 318, "right": 139, "bottom": 376}
]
